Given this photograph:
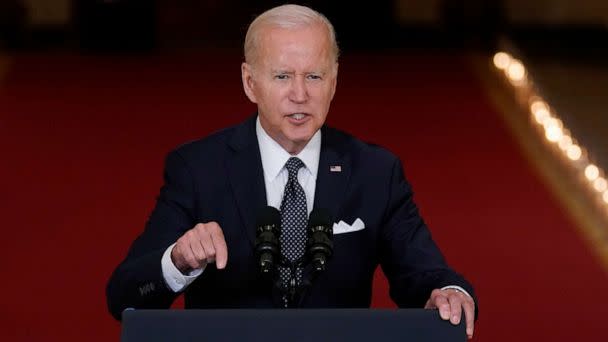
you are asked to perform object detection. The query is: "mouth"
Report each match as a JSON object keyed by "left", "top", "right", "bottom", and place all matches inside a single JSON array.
[{"left": 285, "top": 113, "right": 311, "bottom": 123}]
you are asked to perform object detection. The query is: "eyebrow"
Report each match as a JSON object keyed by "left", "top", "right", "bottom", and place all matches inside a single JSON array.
[
  {"left": 271, "top": 69, "right": 326, "bottom": 75},
  {"left": 271, "top": 70, "right": 293, "bottom": 74}
]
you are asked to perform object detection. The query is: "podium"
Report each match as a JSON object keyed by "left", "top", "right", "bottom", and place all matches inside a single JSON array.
[{"left": 121, "top": 309, "right": 466, "bottom": 341}]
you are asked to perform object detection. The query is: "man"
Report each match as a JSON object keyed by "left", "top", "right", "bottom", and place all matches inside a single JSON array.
[{"left": 107, "top": 4, "right": 477, "bottom": 339}]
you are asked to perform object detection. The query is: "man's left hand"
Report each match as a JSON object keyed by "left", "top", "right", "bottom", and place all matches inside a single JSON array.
[{"left": 424, "top": 288, "right": 475, "bottom": 339}]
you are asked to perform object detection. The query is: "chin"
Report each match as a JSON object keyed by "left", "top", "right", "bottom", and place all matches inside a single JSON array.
[
  {"left": 286, "top": 128, "right": 316, "bottom": 143},
  {"left": 284, "top": 133, "right": 310, "bottom": 145}
]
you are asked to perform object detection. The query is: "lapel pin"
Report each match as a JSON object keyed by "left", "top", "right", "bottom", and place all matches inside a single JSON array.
[{"left": 330, "top": 165, "right": 342, "bottom": 172}]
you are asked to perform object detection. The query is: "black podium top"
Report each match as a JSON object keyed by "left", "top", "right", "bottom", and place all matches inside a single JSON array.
[{"left": 121, "top": 309, "right": 466, "bottom": 342}]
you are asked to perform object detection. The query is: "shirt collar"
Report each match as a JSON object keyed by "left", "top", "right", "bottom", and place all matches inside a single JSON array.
[{"left": 256, "top": 115, "right": 321, "bottom": 182}]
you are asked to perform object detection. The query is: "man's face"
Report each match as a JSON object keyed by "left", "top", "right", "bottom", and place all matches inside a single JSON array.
[{"left": 242, "top": 24, "right": 338, "bottom": 154}]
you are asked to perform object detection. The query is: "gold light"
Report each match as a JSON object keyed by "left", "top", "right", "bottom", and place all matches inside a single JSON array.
[
  {"left": 593, "top": 177, "right": 607, "bottom": 192},
  {"left": 493, "top": 50, "right": 608, "bottom": 233},
  {"left": 507, "top": 60, "right": 526, "bottom": 82},
  {"left": 558, "top": 134, "right": 572, "bottom": 151},
  {"left": 545, "top": 126, "right": 563, "bottom": 142},
  {"left": 530, "top": 100, "right": 549, "bottom": 114},
  {"left": 542, "top": 117, "right": 562, "bottom": 129},
  {"left": 585, "top": 164, "right": 600, "bottom": 181},
  {"left": 493, "top": 52, "right": 512, "bottom": 70},
  {"left": 533, "top": 108, "right": 551, "bottom": 124},
  {"left": 567, "top": 145, "right": 582, "bottom": 161}
]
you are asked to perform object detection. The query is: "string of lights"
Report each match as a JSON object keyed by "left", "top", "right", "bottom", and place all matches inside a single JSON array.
[{"left": 492, "top": 51, "right": 608, "bottom": 215}]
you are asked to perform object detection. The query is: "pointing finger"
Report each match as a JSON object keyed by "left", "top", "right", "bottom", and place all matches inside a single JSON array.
[
  {"left": 209, "top": 225, "right": 228, "bottom": 269},
  {"left": 463, "top": 298, "right": 475, "bottom": 338}
]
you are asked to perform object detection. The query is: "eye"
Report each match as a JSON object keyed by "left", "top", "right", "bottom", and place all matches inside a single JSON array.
[
  {"left": 307, "top": 74, "right": 322, "bottom": 80},
  {"left": 274, "top": 74, "right": 289, "bottom": 80}
]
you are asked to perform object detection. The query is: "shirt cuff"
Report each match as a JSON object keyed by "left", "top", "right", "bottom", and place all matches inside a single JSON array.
[
  {"left": 161, "top": 243, "right": 204, "bottom": 293},
  {"left": 441, "top": 285, "right": 473, "bottom": 300}
]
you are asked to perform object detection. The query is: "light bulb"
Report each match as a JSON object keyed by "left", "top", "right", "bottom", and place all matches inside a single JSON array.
[
  {"left": 585, "top": 164, "right": 600, "bottom": 181},
  {"left": 507, "top": 60, "right": 526, "bottom": 82},
  {"left": 493, "top": 52, "right": 512, "bottom": 70},
  {"left": 567, "top": 145, "right": 582, "bottom": 161},
  {"left": 545, "top": 126, "right": 562, "bottom": 142},
  {"left": 558, "top": 135, "right": 572, "bottom": 150},
  {"left": 593, "top": 177, "right": 607, "bottom": 192}
]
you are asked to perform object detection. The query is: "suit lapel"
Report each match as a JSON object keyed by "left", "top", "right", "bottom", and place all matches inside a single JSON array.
[
  {"left": 226, "top": 116, "right": 267, "bottom": 247},
  {"left": 314, "top": 126, "right": 351, "bottom": 222}
]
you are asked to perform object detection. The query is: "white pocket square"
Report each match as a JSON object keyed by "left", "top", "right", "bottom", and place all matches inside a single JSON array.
[{"left": 333, "top": 218, "right": 365, "bottom": 235}]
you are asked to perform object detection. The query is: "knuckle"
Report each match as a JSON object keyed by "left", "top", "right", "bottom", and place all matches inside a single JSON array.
[
  {"left": 186, "top": 230, "right": 197, "bottom": 240},
  {"left": 448, "top": 291, "right": 460, "bottom": 299},
  {"left": 209, "top": 222, "right": 223, "bottom": 233},
  {"left": 178, "top": 234, "right": 188, "bottom": 245},
  {"left": 448, "top": 294, "right": 460, "bottom": 302},
  {"left": 192, "top": 224, "right": 205, "bottom": 234}
]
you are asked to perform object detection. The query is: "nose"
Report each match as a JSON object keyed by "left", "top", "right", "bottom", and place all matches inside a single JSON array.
[{"left": 289, "top": 75, "right": 309, "bottom": 104}]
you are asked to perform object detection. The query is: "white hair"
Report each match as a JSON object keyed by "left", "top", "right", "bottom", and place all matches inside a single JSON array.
[{"left": 244, "top": 4, "right": 339, "bottom": 66}]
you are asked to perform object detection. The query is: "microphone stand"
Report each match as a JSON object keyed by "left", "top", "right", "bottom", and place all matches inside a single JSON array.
[
  {"left": 295, "top": 265, "right": 321, "bottom": 308},
  {"left": 277, "top": 256, "right": 308, "bottom": 308},
  {"left": 278, "top": 256, "right": 327, "bottom": 308}
]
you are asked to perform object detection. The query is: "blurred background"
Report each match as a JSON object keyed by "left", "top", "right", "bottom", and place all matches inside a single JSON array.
[{"left": 1, "top": 1, "right": 608, "bottom": 341}]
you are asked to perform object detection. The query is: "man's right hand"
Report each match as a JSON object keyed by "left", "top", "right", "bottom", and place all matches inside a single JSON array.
[{"left": 170, "top": 222, "right": 228, "bottom": 274}]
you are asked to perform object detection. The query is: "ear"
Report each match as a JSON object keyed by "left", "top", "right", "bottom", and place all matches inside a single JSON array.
[
  {"left": 330, "top": 63, "right": 339, "bottom": 99},
  {"left": 241, "top": 62, "right": 258, "bottom": 104}
]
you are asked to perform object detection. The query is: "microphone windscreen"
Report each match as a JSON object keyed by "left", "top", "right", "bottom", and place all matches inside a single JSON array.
[
  {"left": 256, "top": 206, "right": 281, "bottom": 227},
  {"left": 308, "top": 208, "right": 332, "bottom": 228}
]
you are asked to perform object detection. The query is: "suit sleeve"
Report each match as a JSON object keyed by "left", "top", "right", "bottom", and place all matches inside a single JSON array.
[
  {"left": 379, "top": 158, "right": 477, "bottom": 311},
  {"left": 106, "top": 150, "right": 198, "bottom": 320}
]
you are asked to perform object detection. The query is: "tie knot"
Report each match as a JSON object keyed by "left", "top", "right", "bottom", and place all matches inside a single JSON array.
[{"left": 285, "top": 157, "right": 304, "bottom": 180}]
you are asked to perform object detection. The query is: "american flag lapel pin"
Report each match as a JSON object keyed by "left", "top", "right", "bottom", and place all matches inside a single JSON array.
[{"left": 330, "top": 165, "right": 342, "bottom": 172}]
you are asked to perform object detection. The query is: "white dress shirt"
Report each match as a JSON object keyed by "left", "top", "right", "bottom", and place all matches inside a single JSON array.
[
  {"left": 160, "top": 117, "right": 471, "bottom": 300},
  {"left": 256, "top": 116, "right": 320, "bottom": 215}
]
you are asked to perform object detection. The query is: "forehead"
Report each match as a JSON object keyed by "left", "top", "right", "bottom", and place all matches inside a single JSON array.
[{"left": 256, "top": 24, "right": 333, "bottom": 70}]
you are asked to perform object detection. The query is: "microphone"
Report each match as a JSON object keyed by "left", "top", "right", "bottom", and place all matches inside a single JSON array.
[
  {"left": 255, "top": 206, "right": 282, "bottom": 274},
  {"left": 306, "top": 208, "right": 333, "bottom": 273}
]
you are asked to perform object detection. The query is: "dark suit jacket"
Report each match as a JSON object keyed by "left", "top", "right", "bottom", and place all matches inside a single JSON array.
[{"left": 106, "top": 115, "right": 476, "bottom": 320}]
